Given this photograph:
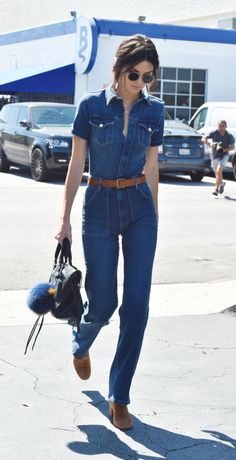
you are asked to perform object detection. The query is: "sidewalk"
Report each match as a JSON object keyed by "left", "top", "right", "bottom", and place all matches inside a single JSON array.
[
  {"left": 0, "top": 281, "right": 236, "bottom": 459},
  {"left": 1, "top": 278, "right": 236, "bottom": 325}
]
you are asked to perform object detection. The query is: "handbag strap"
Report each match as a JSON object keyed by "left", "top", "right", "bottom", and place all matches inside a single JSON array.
[
  {"left": 24, "top": 239, "right": 75, "bottom": 354},
  {"left": 54, "top": 237, "right": 72, "bottom": 266},
  {"left": 24, "top": 315, "right": 45, "bottom": 354}
]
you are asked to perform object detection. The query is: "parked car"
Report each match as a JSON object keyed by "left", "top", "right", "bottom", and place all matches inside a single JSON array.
[
  {"left": 0, "top": 102, "right": 81, "bottom": 181},
  {"left": 228, "top": 152, "right": 236, "bottom": 180},
  {"left": 159, "top": 119, "right": 211, "bottom": 181},
  {"left": 189, "top": 102, "right": 236, "bottom": 179},
  {"left": 0, "top": 101, "right": 210, "bottom": 183}
]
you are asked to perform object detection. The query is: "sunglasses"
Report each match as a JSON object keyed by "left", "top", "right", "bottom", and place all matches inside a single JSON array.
[{"left": 127, "top": 71, "right": 154, "bottom": 84}]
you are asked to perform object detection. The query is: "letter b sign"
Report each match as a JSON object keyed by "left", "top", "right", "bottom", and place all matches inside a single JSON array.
[
  {"left": 76, "top": 16, "right": 98, "bottom": 74},
  {"left": 78, "top": 26, "right": 87, "bottom": 63}
]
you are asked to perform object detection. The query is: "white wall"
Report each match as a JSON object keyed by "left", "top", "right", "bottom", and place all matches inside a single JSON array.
[
  {"left": 75, "top": 34, "right": 236, "bottom": 104},
  {"left": 0, "top": 34, "right": 75, "bottom": 71},
  {"left": 0, "top": 23, "right": 235, "bottom": 105}
]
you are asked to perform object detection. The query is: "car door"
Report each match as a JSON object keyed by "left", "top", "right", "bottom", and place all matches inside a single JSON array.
[
  {"left": 13, "top": 106, "right": 32, "bottom": 165},
  {"left": 0, "top": 104, "right": 20, "bottom": 162}
]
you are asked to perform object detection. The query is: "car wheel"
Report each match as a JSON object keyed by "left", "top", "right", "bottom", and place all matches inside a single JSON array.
[
  {"left": 233, "top": 162, "right": 236, "bottom": 181},
  {"left": 190, "top": 172, "right": 204, "bottom": 182},
  {"left": 0, "top": 147, "right": 10, "bottom": 172},
  {"left": 31, "top": 148, "right": 48, "bottom": 182}
]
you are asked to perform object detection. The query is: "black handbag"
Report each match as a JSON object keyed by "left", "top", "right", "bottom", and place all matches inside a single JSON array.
[{"left": 24, "top": 238, "right": 84, "bottom": 354}]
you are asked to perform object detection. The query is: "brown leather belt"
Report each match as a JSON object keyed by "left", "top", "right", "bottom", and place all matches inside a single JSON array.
[{"left": 88, "top": 174, "right": 146, "bottom": 189}]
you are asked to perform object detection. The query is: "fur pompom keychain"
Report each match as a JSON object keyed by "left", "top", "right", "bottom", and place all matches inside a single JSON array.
[
  {"left": 25, "top": 238, "right": 83, "bottom": 355},
  {"left": 27, "top": 282, "right": 57, "bottom": 315}
]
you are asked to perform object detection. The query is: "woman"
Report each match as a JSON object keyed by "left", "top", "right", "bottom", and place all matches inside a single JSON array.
[{"left": 55, "top": 34, "right": 164, "bottom": 430}]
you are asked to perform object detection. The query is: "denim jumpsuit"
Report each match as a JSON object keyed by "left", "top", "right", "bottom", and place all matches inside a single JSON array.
[{"left": 72, "top": 85, "right": 164, "bottom": 404}]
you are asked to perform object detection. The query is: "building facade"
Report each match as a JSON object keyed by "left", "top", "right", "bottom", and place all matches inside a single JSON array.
[{"left": 0, "top": 16, "right": 236, "bottom": 121}]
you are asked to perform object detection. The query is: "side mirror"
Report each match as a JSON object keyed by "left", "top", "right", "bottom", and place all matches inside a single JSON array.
[{"left": 19, "top": 120, "right": 31, "bottom": 129}]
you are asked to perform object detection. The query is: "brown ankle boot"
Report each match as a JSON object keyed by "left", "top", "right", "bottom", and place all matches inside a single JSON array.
[
  {"left": 109, "top": 401, "right": 133, "bottom": 430},
  {"left": 73, "top": 352, "right": 91, "bottom": 380}
]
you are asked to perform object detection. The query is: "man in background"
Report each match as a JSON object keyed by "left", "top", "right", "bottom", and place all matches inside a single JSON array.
[{"left": 202, "top": 120, "right": 235, "bottom": 196}]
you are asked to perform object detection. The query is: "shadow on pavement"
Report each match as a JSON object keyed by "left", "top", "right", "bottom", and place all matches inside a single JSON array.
[
  {"left": 160, "top": 174, "right": 213, "bottom": 187},
  {"left": 5, "top": 166, "right": 88, "bottom": 186},
  {"left": 5, "top": 166, "right": 66, "bottom": 183},
  {"left": 67, "top": 390, "right": 236, "bottom": 459},
  {"left": 225, "top": 195, "right": 236, "bottom": 202}
]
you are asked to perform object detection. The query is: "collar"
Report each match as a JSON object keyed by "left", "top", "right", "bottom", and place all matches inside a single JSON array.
[
  {"left": 217, "top": 130, "right": 227, "bottom": 136},
  {"left": 105, "top": 84, "right": 151, "bottom": 106}
]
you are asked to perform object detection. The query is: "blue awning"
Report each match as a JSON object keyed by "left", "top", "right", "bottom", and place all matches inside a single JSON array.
[{"left": 0, "top": 64, "right": 75, "bottom": 93}]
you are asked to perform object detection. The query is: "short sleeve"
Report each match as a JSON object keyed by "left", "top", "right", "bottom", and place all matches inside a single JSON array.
[
  {"left": 229, "top": 133, "right": 235, "bottom": 145},
  {"left": 150, "top": 105, "right": 165, "bottom": 147},
  {"left": 72, "top": 95, "right": 89, "bottom": 140},
  {"left": 208, "top": 131, "right": 215, "bottom": 138}
]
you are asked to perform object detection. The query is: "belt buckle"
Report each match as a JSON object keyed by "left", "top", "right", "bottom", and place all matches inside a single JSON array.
[{"left": 116, "top": 178, "right": 125, "bottom": 188}]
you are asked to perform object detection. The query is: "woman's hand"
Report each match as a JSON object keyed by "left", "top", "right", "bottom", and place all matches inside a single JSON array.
[
  {"left": 54, "top": 135, "right": 87, "bottom": 245},
  {"left": 55, "top": 220, "right": 72, "bottom": 244}
]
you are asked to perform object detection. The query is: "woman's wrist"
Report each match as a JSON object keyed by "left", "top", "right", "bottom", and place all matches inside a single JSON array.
[{"left": 60, "top": 215, "right": 70, "bottom": 224}]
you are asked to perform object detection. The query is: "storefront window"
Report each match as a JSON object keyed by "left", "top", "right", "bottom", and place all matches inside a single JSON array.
[
  {"left": 177, "top": 68, "right": 191, "bottom": 81},
  {"left": 192, "top": 69, "right": 206, "bottom": 81},
  {"left": 162, "top": 67, "right": 177, "bottom": 80},
  {"left": 177, "top": 82, "right": 189, "bottom": 94},
  {"left": 152, "top": 67, "right": 207, "bottom": 121},
  {"left": 163, "top": 94, "right": 175, "bottom": 105},
  {"left": 163, "top": 81, "right": 176, "bottom": 93},
  {"left": 192, "top": 82, "right": 205, "bottom": 94}
]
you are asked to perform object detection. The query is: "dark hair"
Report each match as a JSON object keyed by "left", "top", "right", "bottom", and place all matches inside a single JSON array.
[{"left": 113, "top": 35, "right": 159, "bottom": 83}]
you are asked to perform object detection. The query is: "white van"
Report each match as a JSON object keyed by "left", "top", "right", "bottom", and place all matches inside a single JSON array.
[{"left": 189, "top": 102, "right": 236, "bottom": 179}]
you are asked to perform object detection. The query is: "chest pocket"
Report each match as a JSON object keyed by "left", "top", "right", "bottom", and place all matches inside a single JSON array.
[
  {"left": 137, "top": 121, "right": 159, "bottom": 148},
  {"left": 89, "top": 118, "right": 114, "bottom": 145}
]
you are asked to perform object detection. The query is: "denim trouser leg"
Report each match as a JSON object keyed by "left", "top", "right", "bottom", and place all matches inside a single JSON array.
[
  {"left": 72, "top": 184, "right": 157, "bottom": 404},
  {"left": 108, "top": 218, "right": 157, "bottom": 404},
  {"left": 72, "top": 234, "right": 119, "bottom": 358}
]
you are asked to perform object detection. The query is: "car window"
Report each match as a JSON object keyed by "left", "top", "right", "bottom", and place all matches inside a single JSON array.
[
  {"left": 191, "top": 107, "right": 207, "bottom": 130},
  {"left": 7, "top": 105, "right": 20, "bottom": 125},
  {"left": 0, "top": 104, "right": 11, "bottom": 123},
  {"left": 18, "top": 106, "right": 29, "bottom": 124},
  {"left": 30, "top": 106, "right": 76, "bottom": 128}
]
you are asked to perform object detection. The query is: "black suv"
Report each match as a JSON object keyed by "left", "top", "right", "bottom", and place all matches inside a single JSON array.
[{"left": 0, "top": 102, "right": 78, "bottom": 181}]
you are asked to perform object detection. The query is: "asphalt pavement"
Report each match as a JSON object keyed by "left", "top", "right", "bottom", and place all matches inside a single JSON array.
[
  {"left": 1, "top": 281, "right": 236, "bottom": 459},
  {"left": 1, "top": 168, "right": 236, "bottom": 459}
]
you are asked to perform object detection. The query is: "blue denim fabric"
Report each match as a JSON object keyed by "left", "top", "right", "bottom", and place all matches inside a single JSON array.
[
  {"left": 72, "top": 85, "right": 164, "bottom": 179},
  {"left": 72, "top": 86, "right": 164, "bottom": 404}
]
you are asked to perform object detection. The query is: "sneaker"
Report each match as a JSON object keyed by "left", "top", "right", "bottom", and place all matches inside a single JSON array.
[
  {"left": 212, "top": 188, "right": 218, "bottom": 196},
  {"left": 219, "top": 182, "right": 225, "bottom": 194}
]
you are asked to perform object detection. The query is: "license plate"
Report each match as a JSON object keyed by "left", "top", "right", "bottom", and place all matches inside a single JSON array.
[{"left": 179, "top": 148, "right": 190, "bottom": 155}]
